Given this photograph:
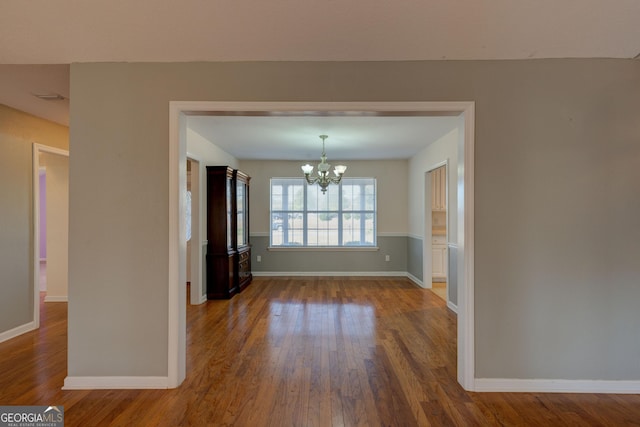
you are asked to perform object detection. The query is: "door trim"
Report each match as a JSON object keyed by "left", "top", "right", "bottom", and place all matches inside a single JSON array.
[{"left": 186, "top": 156, "right": 205, "bottom": 305}]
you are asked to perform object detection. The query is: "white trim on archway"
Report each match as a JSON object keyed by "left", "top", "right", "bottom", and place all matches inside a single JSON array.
[{"left": 168, "top": 101, "right": 476, "bottom": 390}]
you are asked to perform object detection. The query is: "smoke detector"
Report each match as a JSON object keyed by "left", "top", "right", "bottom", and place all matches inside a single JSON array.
[{"left": 33, "top": 93, "right": 66, "bottom": 101}]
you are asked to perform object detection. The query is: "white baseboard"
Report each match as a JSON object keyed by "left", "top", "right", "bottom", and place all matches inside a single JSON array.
[
  {"left": 44, "top": 296, "right": 68, "bottom": 303},
  {"left": 0, "top": 321, "right": 36, "bottom": 344},
  {"left": 253, "top": 271, "right": 429, "bottom": 290},
  {"left": 447, "top": 301, "right": 458, "bottom": 313},
  {"left": 252, "top": 271, "right": 408, "bottom": 277},
  {"left": 406, "top": 273, "right": 425, "bottom": 288},
  {"left": 474, "top": 378, "right": 640, "bottom": 394},
  {"left": 63, "top": 376, "right": 170, "bottom": 390}
]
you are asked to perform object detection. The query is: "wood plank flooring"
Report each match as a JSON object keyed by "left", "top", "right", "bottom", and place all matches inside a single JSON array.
[{"left": 1, "top": 277, "right": 640, "bottom": 426}]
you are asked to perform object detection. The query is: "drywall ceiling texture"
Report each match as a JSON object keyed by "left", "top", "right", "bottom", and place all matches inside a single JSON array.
[
  {"left": 2, "top": 1, "right": 639, "bottom": 62},
  {"left": 67, "top": 60, "right": 640, "bottom": 383}
]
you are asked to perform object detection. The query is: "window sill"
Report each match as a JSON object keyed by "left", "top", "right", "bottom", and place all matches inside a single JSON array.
[{"left": 268, "top": 246, "right": 379, "bottom": 252}]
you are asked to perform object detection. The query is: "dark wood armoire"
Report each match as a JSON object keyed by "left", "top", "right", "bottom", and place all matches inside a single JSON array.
[{"left": 205, "top": 166, "right": 252, "bottom": 299}]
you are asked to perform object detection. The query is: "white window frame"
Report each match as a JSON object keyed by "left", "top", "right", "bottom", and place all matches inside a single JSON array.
[{"left": 270, "top": 177, "right": 377, "bottom": 248}]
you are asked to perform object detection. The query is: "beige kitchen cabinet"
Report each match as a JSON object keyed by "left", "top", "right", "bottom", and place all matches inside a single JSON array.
[
  {"left": 432, "top": 235, "right": 447, "bottom": 281},
  {"left": 431, "top": 166, "right": 447, "bottom": 211}
]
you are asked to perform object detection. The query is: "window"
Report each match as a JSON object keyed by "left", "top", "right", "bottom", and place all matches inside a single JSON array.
[{"left": 270, "top": 178, "right": 376, "bottom": 247}]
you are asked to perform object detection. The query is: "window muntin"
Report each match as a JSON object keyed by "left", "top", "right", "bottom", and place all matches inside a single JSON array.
[{"left": 270, "top": 178, "right": 376, "bottom": 247}]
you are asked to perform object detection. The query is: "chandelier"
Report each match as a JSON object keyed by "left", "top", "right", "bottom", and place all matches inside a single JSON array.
[{"left": 301, "top": 135, "right": 347, "bottom": 194}]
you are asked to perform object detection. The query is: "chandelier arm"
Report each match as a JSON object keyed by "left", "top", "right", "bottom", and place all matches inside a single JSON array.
[{"left": 304, "top": 174, "right": 320, "bottom": 185}]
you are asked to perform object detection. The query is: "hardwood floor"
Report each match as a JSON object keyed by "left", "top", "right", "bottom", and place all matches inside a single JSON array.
[
  {"left": 430, "top": 282, "right": 447, "bottom": 301},
  {"left": 1, "top": 278, "right": 640, "bottom": 426}
]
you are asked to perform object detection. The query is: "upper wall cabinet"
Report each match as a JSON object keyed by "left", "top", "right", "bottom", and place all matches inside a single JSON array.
[{"left": 431, "top": 166, "right": 447, "bottom": 211}]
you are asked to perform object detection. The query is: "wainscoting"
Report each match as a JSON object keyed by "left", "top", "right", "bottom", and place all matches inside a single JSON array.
[{"left": 250, "top": 234, "right": 409, "bottom": 275}]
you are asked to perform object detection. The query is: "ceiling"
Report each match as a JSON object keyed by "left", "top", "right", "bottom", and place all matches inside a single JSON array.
[
  {"left": 187, "top": 115, "right": 461, "bottom": 160},
  {"left": 1, "top": 0, "right": 638, "bottom": 158},
  {"left": 0, "top": 65, "right": 70, "bottom": 126},
  {"left": 2, "top": 1, "right": 639, "bottom": 64}
]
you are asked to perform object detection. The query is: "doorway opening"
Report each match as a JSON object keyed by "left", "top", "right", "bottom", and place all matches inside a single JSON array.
[
  {"left": 169, "top": 101, "right": 475, "bottom": 390},
  {"left": 427, "top": 164, "right": 449, "bottom": 303},
  {"left": 186, "top": 157, "right": 203, "bottom": 305},
  {"left": 38, "top": 167, "right": 47, "bottom": 294},
  {"left": 33, "top": 144, "right": 70, "bottom": 328}
]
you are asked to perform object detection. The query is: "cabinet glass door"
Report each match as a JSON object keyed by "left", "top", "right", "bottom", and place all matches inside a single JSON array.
[
  {"left": 237, "top": 181, "right": 246, "bottom": 247},
  {"left": 226, "top": 177, "right": 233, "bottom": 249}
]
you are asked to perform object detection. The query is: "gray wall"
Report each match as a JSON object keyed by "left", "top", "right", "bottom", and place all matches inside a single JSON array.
[
  {"left": 250, "top": 235, "right": 407, "bottom": 273},
  {"left": 473, "top": 60, "right": 640, "bottom": 380},
  {"left": 406, "top": 236, "right": 423, "bottom": 282},
  {"left": 0, "top": 129, "right": 33, "bottom": 333},
  {"left": 447, "top": 245, "right": 458, "bottom": 307},
  {"left": 0, "top": 105, "right": 68, "bottom": 339},
  {"left": 68, "top": 59, "right": 640, "bottom": 381}
]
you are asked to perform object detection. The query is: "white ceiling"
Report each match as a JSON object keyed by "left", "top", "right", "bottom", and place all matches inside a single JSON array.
[
  {"left": 2, "top": 0, "right": 639, "bottom": 63},
  {"left": 1, "top": 0, "right": 638, "bottom": 156},
  {"left": 187, "top": 115, "right": 461, "bottom": 160}
]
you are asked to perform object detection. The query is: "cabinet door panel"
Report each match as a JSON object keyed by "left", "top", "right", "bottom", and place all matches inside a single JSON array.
[{"left": 432, "top": 248, "right": 444, "bottom": 276}]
